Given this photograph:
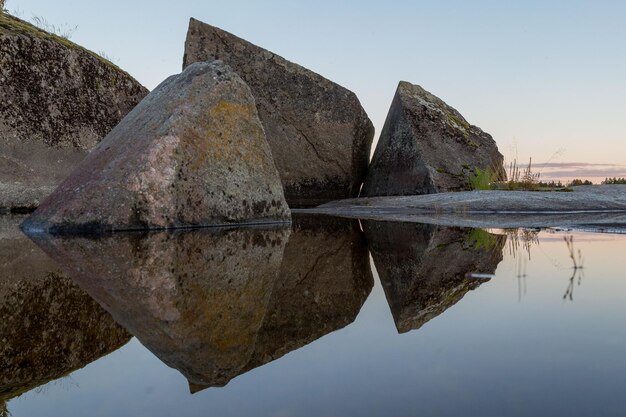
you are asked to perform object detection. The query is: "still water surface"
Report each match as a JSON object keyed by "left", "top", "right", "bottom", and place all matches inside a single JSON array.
[{"left": 2, "top": 215, "right": 626, "bottom": 417}]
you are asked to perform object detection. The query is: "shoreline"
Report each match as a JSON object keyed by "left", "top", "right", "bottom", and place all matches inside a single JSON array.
[{"left": 294, "top": 185, "right": 626, "bottom": 232}]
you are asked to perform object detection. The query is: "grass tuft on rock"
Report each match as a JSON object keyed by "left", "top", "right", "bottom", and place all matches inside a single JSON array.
[{"left": 0, "top": 12, "right": 129, "bottom": 76}]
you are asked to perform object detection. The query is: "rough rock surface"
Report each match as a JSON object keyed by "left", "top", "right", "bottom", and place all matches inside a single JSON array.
[
  {"left": 245, "top": 215, "right": 373, "bottom": 369},
  {"left": 0, "top": 216, "right": 130, "bottom": 403},
  {"left": 362, "top": 81, "right": 505, "bottom": 197},
  {"left": 0, "top": 14, "right": 148, "bottom": 210},
  {"left": 183, "top": 18, "right": 375, "bottom": 207},
  {"left": 363, "top": 221, "right": 504, "bottom": 333},
  {"left": 28, "top": 226, "right": 291, "bottom": 392},
  {"left": 322, "top": 185, "right": 626, "bottom": 213},
  {"left": 22, "top": 61, "right": 290, "bottom": 234}
]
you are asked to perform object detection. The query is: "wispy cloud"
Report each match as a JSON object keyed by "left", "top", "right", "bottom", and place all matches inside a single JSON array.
[
  {"left": 533, "top": 162, "right": 618, "bottom": 169},
  {"left": 533, "top": 162, "right": 626, "bottom": 180}
]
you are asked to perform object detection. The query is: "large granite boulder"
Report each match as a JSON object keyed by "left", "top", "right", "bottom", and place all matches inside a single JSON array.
[
  {"left": 0, "top": 216, "right": 130, "bottom": 403},
  {"left": 183, "top": 18, "right": 375, "bottom": 207},
  {"left": 363, "top": 221, "right": 505, "bottom": 333},
  {"left": 21, "top": 61, "right": 290, "bottom": 234},
  {"left": 362, "top": 82, "right": 505, "bottom": 197},
  {"left": 0, "top": 13, "right": 148, "bottom": 210}
]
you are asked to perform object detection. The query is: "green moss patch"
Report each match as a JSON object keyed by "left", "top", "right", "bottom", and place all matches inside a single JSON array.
[{"left": 0, "top": 13, "right": 130, "bottom": 76}]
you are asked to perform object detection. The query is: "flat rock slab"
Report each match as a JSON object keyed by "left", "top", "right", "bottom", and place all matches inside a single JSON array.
[
  {"left": 0, "top": 13, "right": 148, "bottom": 210},
  {"left": 184, "top": 18, "right": 374, "bottom": 207},
  {"left": 297, "top": 185, "right": 626, "bottom": 231},
  {"left": 21, "top": 61, "right": 290, "bottom": 234}
]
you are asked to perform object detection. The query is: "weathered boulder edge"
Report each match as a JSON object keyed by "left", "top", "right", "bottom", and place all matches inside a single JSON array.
[
  {"left": 184, "top": 18, "right": 375, "bottom": 207},
  {"left": 21, "top": 61, "right": 291, "bottom": 235}
]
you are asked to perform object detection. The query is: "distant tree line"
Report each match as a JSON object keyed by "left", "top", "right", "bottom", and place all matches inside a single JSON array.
[
  {"left": 602, "top": 177, "right": 626, "bottom": 185},
  {"left": 535, "top": 179, "right": 594, "bottom": 188},
  {"left": 569, "top": 179, "right": 593, "bottom": 186}
]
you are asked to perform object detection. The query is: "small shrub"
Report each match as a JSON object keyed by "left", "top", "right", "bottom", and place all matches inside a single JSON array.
[
  {"left": 469, "top": 167, "right": 495, "bottom": 190},
  {"left": 501, "top": 158, "right": 540, "bottom": 190}
]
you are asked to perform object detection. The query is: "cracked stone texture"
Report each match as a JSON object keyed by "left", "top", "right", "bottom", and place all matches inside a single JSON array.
[
  {"left": 245, "top": 215, "right": 373, "bottom": 370},
  {"left": 362, "top": 81, "right": 505, "bottom": 197},
  {"left": 27, "top": 226, "right": 291, "bottom": 392},
  {"left": 363, "top": 221, "right": 504, "bottom": 333},
  {"left": 0, "top": 13, "right": 148, "bottom": 210},
  {"left": 183, "top": 18, "right": 375, "bottom": 207},
  {"left": 0, "top": 215, "right": 130, "bottom": 402},
  {"left": 22, "top": 61, "right": 290, "bottom": 234}
]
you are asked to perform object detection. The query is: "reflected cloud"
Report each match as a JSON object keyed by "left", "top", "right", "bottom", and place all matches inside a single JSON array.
[{"left": 363, "top": 221, "right": 505, "bottom": 333}]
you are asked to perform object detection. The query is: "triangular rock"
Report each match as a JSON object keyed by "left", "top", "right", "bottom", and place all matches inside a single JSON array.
[
  {"left": 184, "top": 18, "right": 374, "bottom": 207},
  {"left": 362, "top": 81, "right": 505, "bottom": 197},
  {"left": 21, "top": 61, "right": 290, "bottom": 234}
]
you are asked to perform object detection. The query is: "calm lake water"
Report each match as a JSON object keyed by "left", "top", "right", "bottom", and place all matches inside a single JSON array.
[{"left": 2, "top": 214, "right": 626, "bottom": 417}]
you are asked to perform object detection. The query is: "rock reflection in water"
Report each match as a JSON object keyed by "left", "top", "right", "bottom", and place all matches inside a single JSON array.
[
  {"left": 363, "top": 221, "right": 505, "bottom": 333},
  {"left": 30, "top": 226, "right": 291, "bottom": 393},
  {"left": 0, "top": 216, "right": 131, "bottom": 407},
  {"left": 246, "top": 215, "right": 374, "bottom": 369},
  {"left": 30, "top": 216, "right": 375, "bottom": 393}
]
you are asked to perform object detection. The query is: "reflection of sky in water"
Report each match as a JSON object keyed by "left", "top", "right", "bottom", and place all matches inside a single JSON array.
[{"left": 10, "top": 230, "right": 626, "bottom": 417}]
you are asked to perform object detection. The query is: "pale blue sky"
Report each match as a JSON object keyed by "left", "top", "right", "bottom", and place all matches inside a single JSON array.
[{"left": 9, "top": 0, "right": 626, "bottom": 180}]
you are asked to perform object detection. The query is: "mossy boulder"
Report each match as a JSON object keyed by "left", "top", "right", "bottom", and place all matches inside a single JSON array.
[
  {"left": 22, "top": 61, "right": 290, "bottom": 233},
  {"left": 362, "top": 81, "right": 505, "bottom": 197},
  {"left": 184, "top": 18, "right": 375, "bottom": 207},
  {"left": 0, "top": 13, "right": 148, "bottom": 210}
]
